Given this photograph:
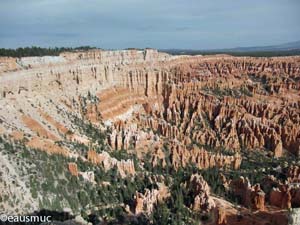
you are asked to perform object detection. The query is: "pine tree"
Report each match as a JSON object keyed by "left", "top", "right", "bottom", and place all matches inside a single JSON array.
[{"left": 153, "top": 202, "right": 170, "bottom": 225}]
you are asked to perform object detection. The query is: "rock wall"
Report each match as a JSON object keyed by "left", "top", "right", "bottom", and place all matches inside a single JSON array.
[
  {"left": 87, "top": 150, "right": 135, "bottom": 177},
  {"left": 0, "top": 49, "right": 300, "bottom": 222},
  {"left": 0, "top": 49, "right": 300, "bottom": 173},
  {"left": 185, "top": 173, "right": 216, "bottom": 212},
  {"left": 229, "top": 176, "right": 266, "bottom": 211}
]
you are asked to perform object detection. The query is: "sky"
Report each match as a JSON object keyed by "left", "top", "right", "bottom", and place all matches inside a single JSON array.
[{"left": 0, "top": 0, "right": 300, "bottom": 49}]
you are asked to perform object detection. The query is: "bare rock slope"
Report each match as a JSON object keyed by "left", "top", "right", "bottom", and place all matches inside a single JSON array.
[{"left": 0, "top": 49, "right": 300, "bottom": 224}]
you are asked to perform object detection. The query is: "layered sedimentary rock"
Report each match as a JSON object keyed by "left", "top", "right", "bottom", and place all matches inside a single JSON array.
[
  {"left": 229, "top": 176, "right": 266, "bottom": 211},
  {"left": 185, "top": 174, "right": 216, "bottom": 212},
  {"left": 87, "top": 150, "right": 135, "bottom": 177},
  {"left": 133, "top": 183, "right": 169, "bottom": 215},
  {"left": 262, "top": 174, "right": 300, "bottom": 210},
  {"left": 68, "top": 163, "right": 79, "bottom": 176},
  {"left": 0, "top": 49, "right": 300, "bottom": 221},
  {"left": 287, "top": 165, "right": 300, "bottom": 183},
  {"left": 270, "top": 186, "right": 292, "bottom": 209},
  {"left": 0, "top": 57, "right": 20, "bottom": 73},
  {"left": 1, "top": 50, "right": 299, "bottom": 160}
]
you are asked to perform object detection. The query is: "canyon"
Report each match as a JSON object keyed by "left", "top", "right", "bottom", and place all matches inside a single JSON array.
[{"left": 0, "top": 49, "right": 300, "bottom": 224}]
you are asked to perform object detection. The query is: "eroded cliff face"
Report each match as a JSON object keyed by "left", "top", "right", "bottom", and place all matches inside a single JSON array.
[{"left": 0, "top": 49, "right": 300, "bottom": 223}]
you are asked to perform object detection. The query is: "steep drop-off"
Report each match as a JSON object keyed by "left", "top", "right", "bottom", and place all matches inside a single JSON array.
[{"left": 0, "top": 49, "right": 300, "bottom": 224}]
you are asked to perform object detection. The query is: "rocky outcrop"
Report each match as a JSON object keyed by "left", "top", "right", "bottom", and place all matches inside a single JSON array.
[
  {"left": 1, "top": 50, "right": 299, "bottom": 159},
  {"left": 185, "top": 174, "right": 215, "bottom": 212},
  {"left": 262, "top": 175, "right": 300, "bottom": 209},
  {"left": 151, "top": 146, "right": 167, "bottom": 168},
  {"left": 287, "top": 165, "right": 300, "bottom": 182},
  {"left": 0, "top": 49, "right": 299, "bottom": 221},
  {"left": 68, "top": 163, "right": 96, "bottom": 183},
  {"left": 251, "top": 184, "right": 266, "bottom": 211},
  {"left": 229, "top": 176, "right": 265, "bottom": 211},
  {"left": 169, "top": 142, "right": 241, "bottom": 170},
  {"left": 133, "top": 183, "right": 169, "bottom": 215},
  {"left": 87, "top": 150, "right": 135, "bottom": 177},
  {"left": 215, "top": 207, "right": 227, "bottom": 225},
  {"left": 0, "top": 57, "right": 19, "bottom": 73},
  {"left": 288, "top": 208, "right": 300, "bottom": 225},
  {"left": 270, "top": 186, "right": 292, "bottom": 209},
  {"left": 78, "top": 171, "right": 96, "bottom": 184},
  {"left": 27, "top": 137, "right": 70, "bottom": 156},
  {"left": 68, "top": 163, "right": 79, "bottom": 176}
]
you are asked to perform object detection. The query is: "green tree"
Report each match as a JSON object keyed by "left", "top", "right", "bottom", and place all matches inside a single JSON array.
[
  {"left": 153, "top": 202, "right": 171, "bottom": 225},
  {"left": 78, "top": 190, "right": 89, "bottom": 207}
]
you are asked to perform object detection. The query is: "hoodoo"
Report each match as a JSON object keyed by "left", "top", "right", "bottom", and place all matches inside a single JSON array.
[{"left": 0, "top": 49, "right": 299, "bottom": 224}]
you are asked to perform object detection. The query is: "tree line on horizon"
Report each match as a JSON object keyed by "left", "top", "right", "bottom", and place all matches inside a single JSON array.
[
  {"left": 1, "top": 46, "right": 299, "bottom": 58},
  {"left": 164, "top": 49, "right": 300, "bottom": 57},
  {"left": 0, "top": 46, "right": 97, "bottom": 57}
]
